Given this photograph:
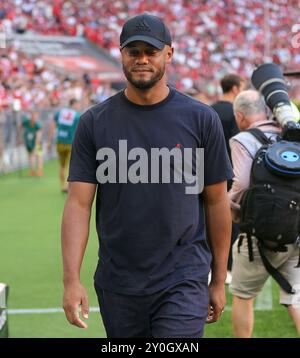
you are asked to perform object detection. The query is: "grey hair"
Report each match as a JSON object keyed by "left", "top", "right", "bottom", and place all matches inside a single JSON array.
[{"left": 233, "top": 90, "right": 266, "bottom": 118}]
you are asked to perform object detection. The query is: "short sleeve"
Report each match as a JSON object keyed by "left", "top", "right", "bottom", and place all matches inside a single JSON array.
[
  {"left": 68, "top": 110, "right": 98, "bottom": 184},
  {"left": 203, "top": 110, "right": 233, "bottom": 186},
  {"left": 36, "top": 121, "right": 42, "bottom": 130}
]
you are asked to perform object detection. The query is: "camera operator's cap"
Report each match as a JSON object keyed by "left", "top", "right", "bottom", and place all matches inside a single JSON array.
[{"left": 120, "top": 13, "right": 172, "bottom": 50}]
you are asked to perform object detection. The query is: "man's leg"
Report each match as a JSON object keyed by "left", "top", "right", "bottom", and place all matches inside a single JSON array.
[
  {"left": 150, "top": 280, "right": 209, "bottom": 338},
  {"left": 229, "top": 237, "right": 269, "bottom": 338},
  {"left": 28, "top": 151, "right": 36, "bottom": 176},
  {"left": 232, "top": 295, "right": 254, "bottom": 337},
  {"left": 57, "top": 144, "right": 68, "bottom": 192},
  {"left": 287, "top": 305, "right": 300, "bottom": 336},
  {"left": 63, "top": 147, "right": 71, "bottom": 192},
  {"left": 60, "top": 164, "right": 67, "bottom": 191},
  {"left": 277, "top": 244, "right": 300, "bottom": 336},
  {"left": 94, "top": 283, "right": 151, "bottom": 338},
  {"left": 36, "top": 144, "right": 43, "bottom": 176}
]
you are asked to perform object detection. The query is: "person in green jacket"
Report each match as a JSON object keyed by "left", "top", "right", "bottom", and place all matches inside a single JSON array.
[{"left": 21, "top": 111, "right": 43, "bottom": 176}]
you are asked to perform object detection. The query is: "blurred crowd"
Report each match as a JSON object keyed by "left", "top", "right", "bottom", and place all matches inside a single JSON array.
[
  {"left": 0, "top": 46, "right": 116, "bottom": 111},
  {"left": 0, "top": 0, "right": 300, "bottom": 108}
]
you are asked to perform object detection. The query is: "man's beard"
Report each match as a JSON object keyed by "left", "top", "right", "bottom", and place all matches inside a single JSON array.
[{"left": 123, "top": 64, "right": 165, "bottom": 90}]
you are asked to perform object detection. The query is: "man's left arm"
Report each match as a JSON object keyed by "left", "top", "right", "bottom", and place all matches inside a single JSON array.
[{"left": 203, "top": 180, "right": 231, "bottom": 323}]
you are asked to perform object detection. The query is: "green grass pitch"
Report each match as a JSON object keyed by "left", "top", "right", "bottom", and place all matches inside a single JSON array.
[{"left": 0, "top": 159, "right": 298, "bottom": 337}]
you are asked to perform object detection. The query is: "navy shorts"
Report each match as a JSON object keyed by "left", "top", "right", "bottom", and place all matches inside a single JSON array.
[{"left": 94, "top": 280, "right": 209, "bottom": 338}]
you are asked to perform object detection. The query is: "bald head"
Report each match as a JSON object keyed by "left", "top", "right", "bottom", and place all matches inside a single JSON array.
[{"left": 233, "top": 90, "right": 267, "bottom": 130}]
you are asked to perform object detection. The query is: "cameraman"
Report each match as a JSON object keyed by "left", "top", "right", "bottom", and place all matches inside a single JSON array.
[{"left": 229, "top": 90, "right": 300, "bottom": 337}]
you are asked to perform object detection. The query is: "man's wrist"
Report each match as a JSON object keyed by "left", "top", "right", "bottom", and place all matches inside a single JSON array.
[
  {"left": 210, "top": 271, "right": 227, "bottom": 285},
  {"left": 63, "top": 275, "right": 81, "bottom": 286}
]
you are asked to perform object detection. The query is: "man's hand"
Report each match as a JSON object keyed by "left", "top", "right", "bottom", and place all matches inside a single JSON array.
[
  {"left": 206, "top": 281, "right": 226, "bottom": 324},
  {"left": 63, "top": 281, "right": 89, "bottom": 329}
]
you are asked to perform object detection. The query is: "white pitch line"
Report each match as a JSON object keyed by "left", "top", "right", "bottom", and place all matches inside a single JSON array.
[
  {"left": 10, "top": 293, "right": 274, "bottom": 316},
  {"left": 255, "top": 277, "right": 273, "bottom": 310},
  {"left": 8, "top": 280, "right": 273, "bottom": 315},
  {"left": 8, "top": 307, "right": 100, "bottom": 315}
]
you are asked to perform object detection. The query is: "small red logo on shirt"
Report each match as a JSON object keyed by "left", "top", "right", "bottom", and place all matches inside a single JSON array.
[{"left": 176, "top": 143, "right": 182, "bottom": 148}]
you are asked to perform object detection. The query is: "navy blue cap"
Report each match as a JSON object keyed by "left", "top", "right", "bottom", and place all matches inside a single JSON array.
[{"left": 120, "top": 13, "right": 172, "bottom": 50}]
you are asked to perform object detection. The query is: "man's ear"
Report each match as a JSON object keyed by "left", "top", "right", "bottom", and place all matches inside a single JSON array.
[
  {"left": 234, "top": 111, "right": 243, "bottom": 130},
  {"left": 232, "top": 85, "right": 239, "bottom": 96},
  {"left": 165, "top": 46, "right": 174, "bottom": 63}
]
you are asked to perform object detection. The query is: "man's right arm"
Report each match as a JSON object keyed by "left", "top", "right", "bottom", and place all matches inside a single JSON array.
[{"left": 62, "top": 181, "right": 96, "bottom": 328}]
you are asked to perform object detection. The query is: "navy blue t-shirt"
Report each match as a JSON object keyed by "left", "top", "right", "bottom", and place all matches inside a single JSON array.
[{"left": 68, "top": 87, "right": 233, "bottom": 295}]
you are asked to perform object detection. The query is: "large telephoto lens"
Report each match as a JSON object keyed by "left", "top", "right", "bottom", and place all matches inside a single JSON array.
[
  {"left": 251, "top": 63, "right": 290, "bottom": 111},
  {"left": 251, "top": 63, "right": 298, "bottom": 129}
]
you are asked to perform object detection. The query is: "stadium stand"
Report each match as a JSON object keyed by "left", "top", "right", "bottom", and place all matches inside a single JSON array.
[
  {"left": 1, "top": 0, "right": 300, "bottom": 100},
  {"left": 1, "top": 0, "right": 300, "bottom": 173}
]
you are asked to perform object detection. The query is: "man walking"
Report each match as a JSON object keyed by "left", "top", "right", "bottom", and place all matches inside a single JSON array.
[{"left": 61, "top": 13, "right": 233, "bottom": 338}]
